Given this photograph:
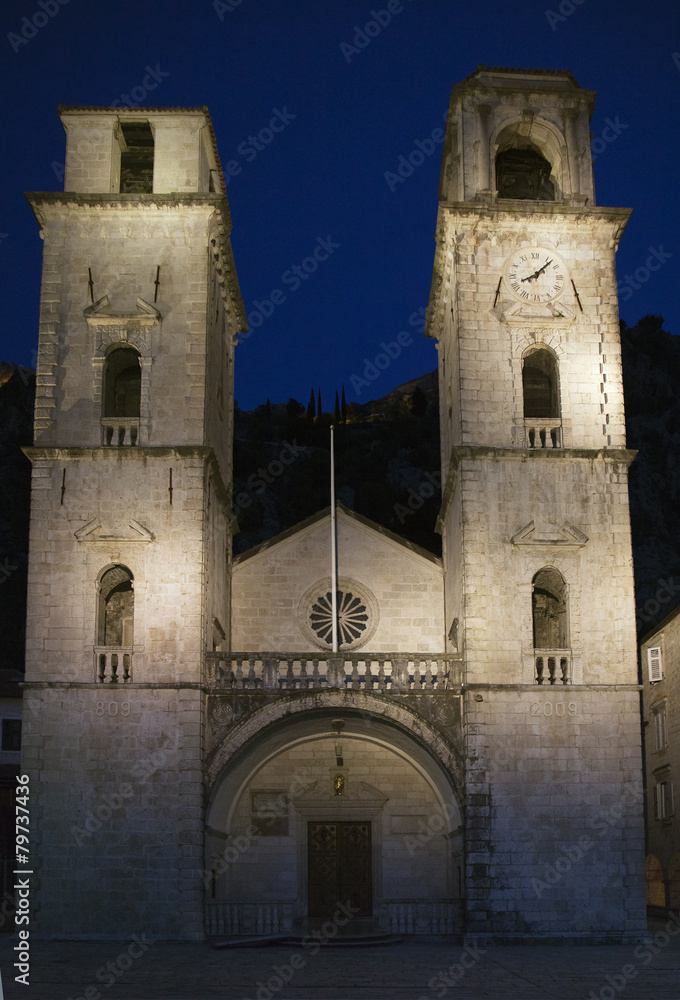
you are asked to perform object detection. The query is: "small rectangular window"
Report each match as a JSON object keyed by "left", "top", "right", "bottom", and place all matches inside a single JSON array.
[
  {"left": 1, "top": 719, "right": 21, "bottom": 752},
  {"left": 648, "top": 646, "right": 663, "bottom": 682},
  {"left": 653, "top": 706, "right": 668, "bottom": 751}
]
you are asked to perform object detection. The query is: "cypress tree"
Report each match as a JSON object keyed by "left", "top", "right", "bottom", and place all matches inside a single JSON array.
[{"left": 334, "top": 391, "right": 341, "bottom": 424}]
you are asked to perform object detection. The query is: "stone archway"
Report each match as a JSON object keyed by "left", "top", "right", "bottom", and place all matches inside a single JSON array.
[
  {"left": 203, "top": 691, "right": 464, "bottom": 936},
  {"left": 645, "top": 854, "right": 666, "bottom": 908}
]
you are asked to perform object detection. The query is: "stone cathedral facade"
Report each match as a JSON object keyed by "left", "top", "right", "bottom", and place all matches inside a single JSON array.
[{"left": 22, "top": 68, "right": 646, "bottom": 941}]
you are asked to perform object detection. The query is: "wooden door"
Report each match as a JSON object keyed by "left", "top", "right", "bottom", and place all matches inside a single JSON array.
[{"left": 307, "top": 821, "right": 372, "bottom": 918}]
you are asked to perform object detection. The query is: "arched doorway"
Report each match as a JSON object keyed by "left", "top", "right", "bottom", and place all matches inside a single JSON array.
[
  {"left": 204, "top": 698, "right": 463, "bottom": 937},
  {"left": 645, "top": 854, "right": 666, "bottom": 908}
]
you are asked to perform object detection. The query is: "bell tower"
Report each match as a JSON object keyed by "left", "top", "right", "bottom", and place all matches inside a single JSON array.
[
  {"left": 22, "top": 106, "right": 245, "bottom": 937},
  {"left": 426, "top": 68, "right": 646, "bottom": 939}
]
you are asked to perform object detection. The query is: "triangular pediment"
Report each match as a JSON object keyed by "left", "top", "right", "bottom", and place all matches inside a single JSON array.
[
  {"left": 510, "top": 519, "right": 588, "bottom": 547},
  {"left": 74, "top": 517, "right": 154, "bottom": 543},
  {"left": 84, "top": 295, "right": 161, "bottom": 323}
]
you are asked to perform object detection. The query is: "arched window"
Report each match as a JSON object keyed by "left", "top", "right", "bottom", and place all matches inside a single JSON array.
[
  {"left": 522, "top": 349, "right": 559, "bottom": 419},
  {"left": 103, "top": 347, "right": 141, "bottom": 418},
  {"left": 532, "top": 568, "right": 568, "bottom": 649},
  {"left": 496, "top": 146, "right": 555, "bottom": 200},
  {"left": 98, "top": 566, "right": 134, "bottom": 647}
]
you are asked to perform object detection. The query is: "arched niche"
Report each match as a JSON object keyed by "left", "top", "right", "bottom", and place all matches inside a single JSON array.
[
  {"left": 522, "top": 347, "right": 560, "bottom": 418},
  {"left": 532, "top": 567, "right": 568, "bottom": 650},
  {"left": 97, "top": 564, "right": 134, "bottom": 647},
  {"left": 103, "top": 345, "right": 141, "bottom": 418},
  {"left": 493, "top": 118, "right": 567, "bottom": 200}
]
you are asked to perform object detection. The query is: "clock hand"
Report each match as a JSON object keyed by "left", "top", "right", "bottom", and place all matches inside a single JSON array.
[{"left": 535, "top": 259, "right": 552, "bottom": 278}]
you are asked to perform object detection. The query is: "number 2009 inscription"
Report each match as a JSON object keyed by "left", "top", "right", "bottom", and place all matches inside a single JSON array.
[{"left": 530, "top": 702, "right": 577, "bottom": 717}]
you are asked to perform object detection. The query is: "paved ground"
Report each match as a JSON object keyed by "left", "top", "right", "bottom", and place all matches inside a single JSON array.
[{"left": 1, "top": 919, "right": 679, "bottom": 1000}]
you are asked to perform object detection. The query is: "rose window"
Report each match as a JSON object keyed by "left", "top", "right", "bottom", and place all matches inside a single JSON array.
[
  {"left": 299, "top": 578, "right": 379, "bottom": 651},
  {"left": 309, "top": 590, "right": 369, "bottom": 648}
]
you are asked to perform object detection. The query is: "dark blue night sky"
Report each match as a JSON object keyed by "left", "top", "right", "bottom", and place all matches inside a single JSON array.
[{"left": 1, "top": 0, "right": 678, "bottom": 409}]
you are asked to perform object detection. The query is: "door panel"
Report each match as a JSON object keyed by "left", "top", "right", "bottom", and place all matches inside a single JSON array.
[{"left": 308, "top": 821, "right": 372, "bottom": 918}]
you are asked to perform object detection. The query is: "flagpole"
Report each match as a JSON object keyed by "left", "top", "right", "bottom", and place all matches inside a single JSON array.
[{"left": 330, "top": 424, "right": 338, "bottom": 653}]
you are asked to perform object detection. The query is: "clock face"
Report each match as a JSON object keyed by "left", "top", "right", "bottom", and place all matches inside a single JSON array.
[{"left": 504, "top": 247, "right": 567, "bottom": 303}]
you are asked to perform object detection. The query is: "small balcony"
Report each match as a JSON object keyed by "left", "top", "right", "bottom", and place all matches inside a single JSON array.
[
  {"left": 205, "top": 653, "right": 460, "bottom": 692},
  {"left": 101, "top": 418, "right": 139, "bottom": 446},
  {"left": 525, "top": 419, "right": 561, "bottom": 449},
  {"left": 95, "top": 647, "right": 133, "bottom": 683},
  {"left": 534, "top": 650, "right": 572, "bottom": 685}
]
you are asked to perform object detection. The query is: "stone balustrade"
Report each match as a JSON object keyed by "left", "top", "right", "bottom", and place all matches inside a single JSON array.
[
  {"left": 378, "top": 900, "right": 462, "bottom": 935},
  {"left": 205, "top": 653, "right": 459, "bottom": 691},
  {"left": 101, "top": 417, "right": 139, "bottom": 446},
  {"left": 205, "top": 901, "right": 293, "bottom": 937},
  {"left": 95, "top": 647, "right": 133, "bottom": 683},
  {"left": 535, "top": 650, "right": 572, "bottom": 684},
  {"left": 525, "top": 418, "right": 562, "bottom": 449},
  {"left": 204, "top": 900, "right": 460, "bottom": 937}
]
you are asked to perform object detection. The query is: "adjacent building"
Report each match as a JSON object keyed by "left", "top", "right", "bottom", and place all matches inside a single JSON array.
[{"left": 641, "top": 605, "right": 680, "bottom": 910}]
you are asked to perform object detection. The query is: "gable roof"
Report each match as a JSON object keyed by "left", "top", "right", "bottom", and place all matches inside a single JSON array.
[{"left": 233, "top": 502, "right": 441, "bottom": 568}]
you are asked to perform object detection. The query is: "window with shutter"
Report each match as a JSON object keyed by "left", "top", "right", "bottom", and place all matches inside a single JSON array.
[
  {"left": 655, "top": 780, "right": 674, "bottom": 820},
  {"left": 648, "top": 646, "right": 663, "bottom": 682},
  {"left": 653, "top": 706, "right": 668, "bottom": 751}
]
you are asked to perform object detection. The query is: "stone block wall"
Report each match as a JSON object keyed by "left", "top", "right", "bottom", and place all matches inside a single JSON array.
[
  {"left": 24, "top": 451, "right": 211, "bottom": 685},
  {"left": 465, "top": 687, "right": 646, "bottom": 937},
  {"left": 455, "top": 452, "right": 637, "bottom": 686},
  {"left": 231, "top": 508, "right": 444, "bottom": 654},
  {"left": 21, "top": 686, "right": 203, "bottom": 938}
]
